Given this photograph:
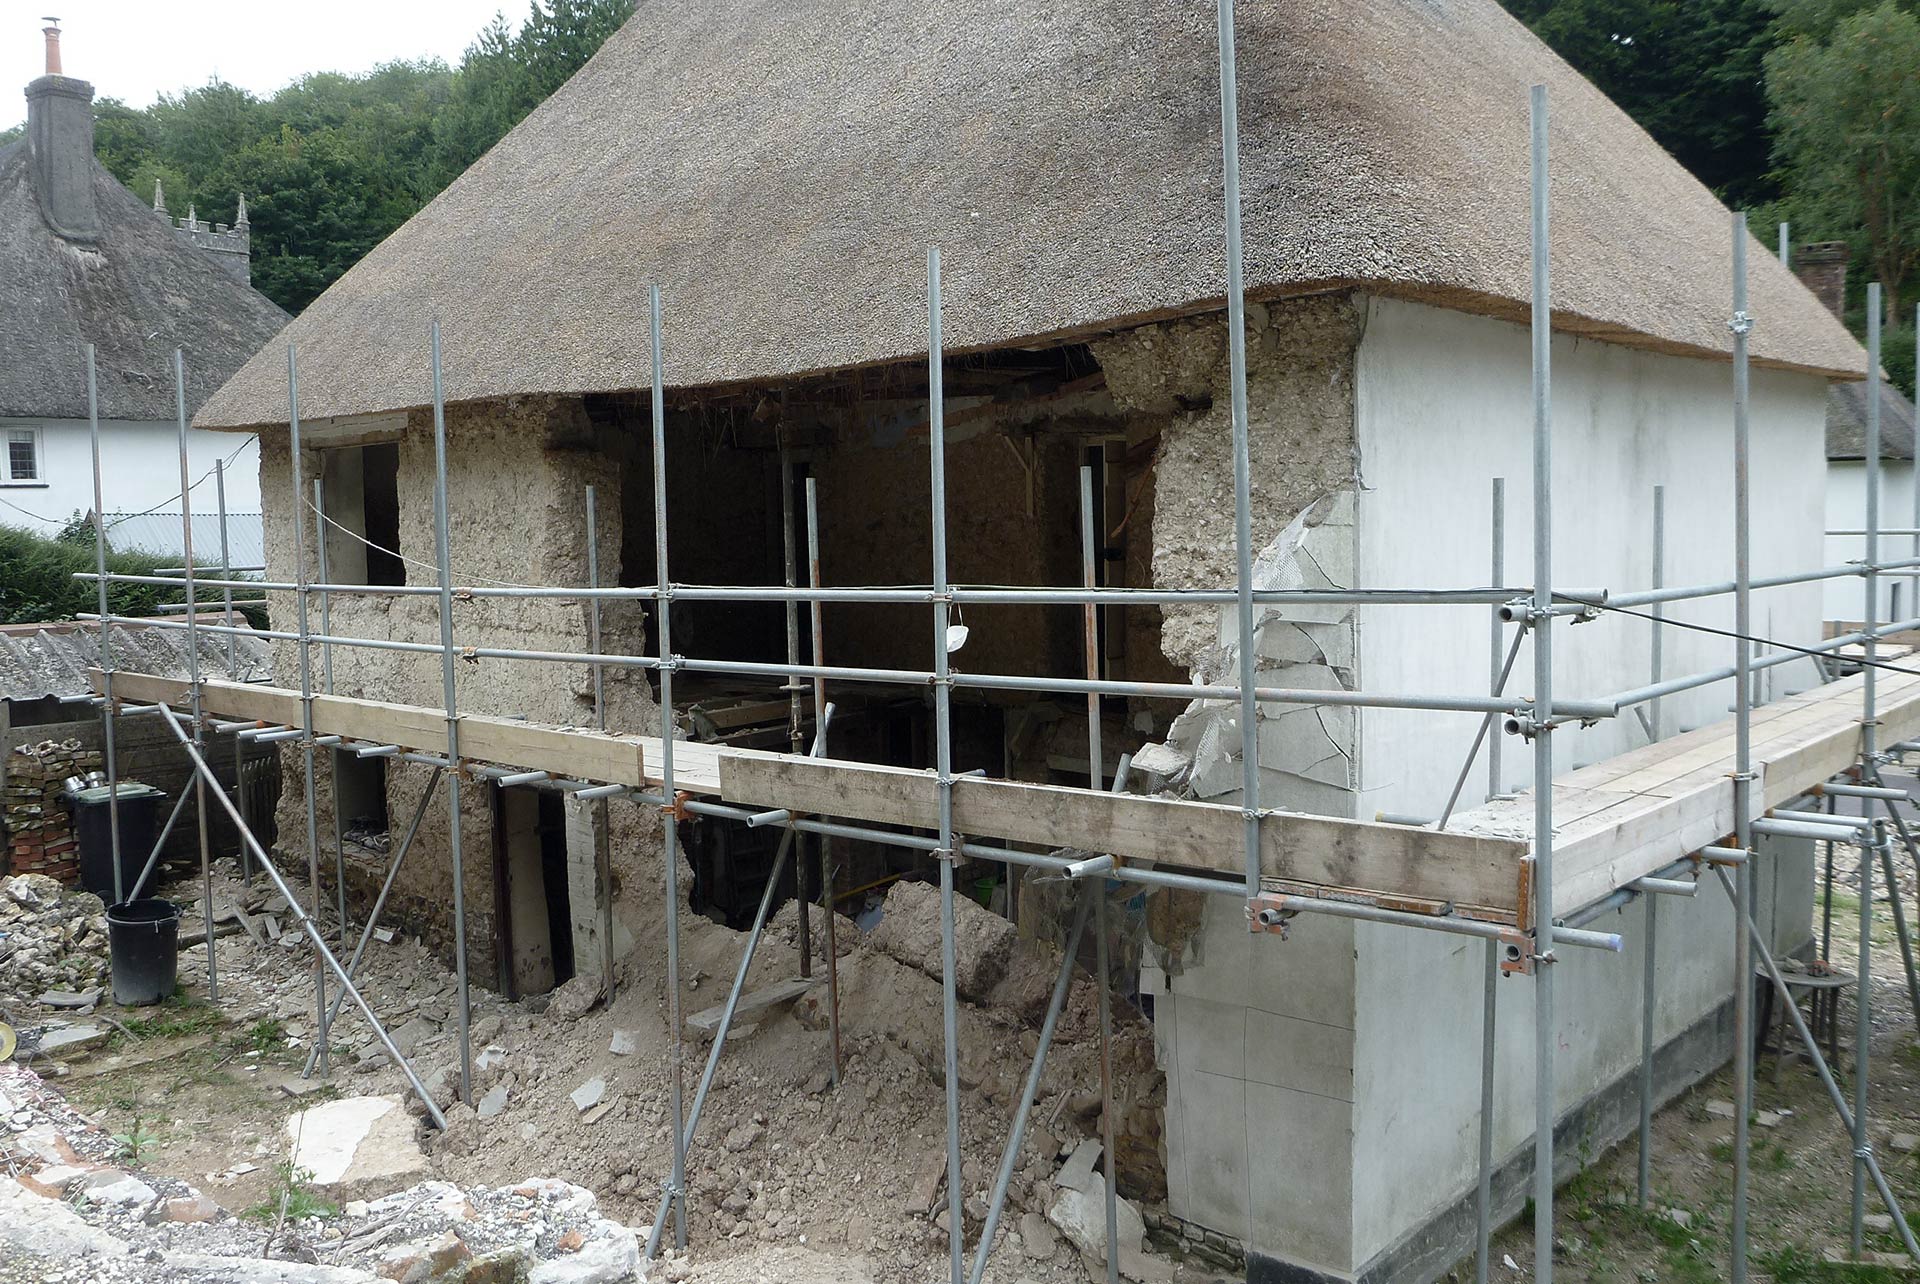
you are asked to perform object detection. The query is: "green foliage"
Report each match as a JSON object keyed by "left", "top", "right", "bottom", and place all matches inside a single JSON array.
[
  {"left": 110, "top": 1116, "right": 160, "bottom": 1164},
  {"left": 243, "top": 1161, "right": 337, "bottom": 1223},
  {"left": 1768, "top": 1, "right": 1920, "bottom": 323},
  {"left": 1511, "top": 0, "right": 1780, "bottom": 206},
  {"left": 0, "top": 521, "right": 194, "bottom": 625},
  {"left": 5, "top": 2, "right": 634, "bottom": 315}
]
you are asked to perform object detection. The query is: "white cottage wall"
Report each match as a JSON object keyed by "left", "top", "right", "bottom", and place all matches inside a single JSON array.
[
  {"left": 0, "top": 416, "right": 262, "bottom": 536},
  {"left": 1825, "top": 458, "right": 1918, "bottom": 626}
]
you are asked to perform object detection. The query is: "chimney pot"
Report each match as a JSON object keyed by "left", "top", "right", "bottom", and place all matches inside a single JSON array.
[{"left": 42, "top": 21, "right": 61, "bottom": 76}]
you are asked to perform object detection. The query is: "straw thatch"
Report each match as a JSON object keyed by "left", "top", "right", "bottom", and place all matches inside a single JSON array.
[
  {"left": 0, "top": 142, "right": 288, "bottom": 422},
  {"left": 195, "top": 0, "right": 1865, "bottom": 432}
]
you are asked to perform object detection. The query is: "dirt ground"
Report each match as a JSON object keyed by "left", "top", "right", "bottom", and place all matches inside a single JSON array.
[
  {"left": 26, "top": 846, "right": 1920, "bottom": 1284},
  {"left": 1463, "top": 875, "right": 1920, "bottom": 1284}
]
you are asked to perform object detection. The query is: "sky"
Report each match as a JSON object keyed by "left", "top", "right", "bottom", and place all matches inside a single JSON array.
[{"left": 0, "top": 0, "right": 517, "bottom": 120}]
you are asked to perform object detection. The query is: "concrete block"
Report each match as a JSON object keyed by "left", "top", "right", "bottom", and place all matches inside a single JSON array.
[{"left": 286, "top": 1096, "right": 427, "bottom": 1198}]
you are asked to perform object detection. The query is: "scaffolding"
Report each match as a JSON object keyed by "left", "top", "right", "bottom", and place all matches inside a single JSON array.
[{"left": 60, "top": 5, "right": 1920, "bottom": 1281}]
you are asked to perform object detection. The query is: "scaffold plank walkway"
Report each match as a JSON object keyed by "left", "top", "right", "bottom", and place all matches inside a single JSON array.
[{"left": 1454, "top": 668, "right": 1920, "bottom": 917}]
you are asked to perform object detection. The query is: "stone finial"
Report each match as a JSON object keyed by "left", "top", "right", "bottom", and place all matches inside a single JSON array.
[
  {"left": 152, "top": 178, "right": 166, "bottom": 216},
  {"left": 185, "top": 203, "right": 197, "bottom": 231},
  {"left": 234, "top": 192, "right": 248, "bottom": 227}
]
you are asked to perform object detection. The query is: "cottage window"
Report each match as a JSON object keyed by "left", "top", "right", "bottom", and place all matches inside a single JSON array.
[
  {"left": 318, "top": 441, "right": 403, "bottom": 586},
  {"left": 3, "top": 428, "right": 41, "bottom": 484}
]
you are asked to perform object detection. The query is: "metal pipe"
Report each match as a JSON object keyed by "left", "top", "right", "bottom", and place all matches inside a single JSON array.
[
  {"left": 1651, "top": 484, "right": 1665, "bottom": 741},
  {"left": 1630, "top": 875, "right": 1698, "bottom": 896},
  {"left": 779, "top": 451, "right": 812, "bottom": 983},
  {"left": 643, "top": 286, "right": 691, "bottom": 1253},
  {"left": 1440, "top": 630, "right": 1525, "bottom": 828},
  {"left": 1770, "top": 809, "right": 1871, "bottom": 830},
  {"left": 125, "top": 785, "right": 194, "bottom": 903},
  {"left": 1636, "top": 894, "right": 1656, "bottom": 1210},
  {"left": 804, "top": 475, "right": 842, "bottom": 1087},
  {"left": 1856, "top": 828, "right": 1881, "bottom": 1258},
  {"left": 1214, "top": 0, "right": 1261, "bottom": 908},
  {"left": 1711, "top": 863, "right": 1920, "bottom": 1263},
  {"left": 215, "top": 459, "right": 236, "bottom": 674},
  {"left": 928, "top": 248, "right": 966, "bottom": 1284},
  {"left": 152, "top": 702, "right": 446, "bottom": 1127},
  {"left": 427, "top": 321, "right": 474, "bottom": 1104},
  {"left": 1820, "top": 783, "right": 1910, "bottom": 801},
  {"left": 969, "top": 889, "right": 1094, "bottom": 1284},
  {"left": 314, "top": 477, "right": 350, "bottom": 947},
  {"left": 648, "top": 822, "right": 797, "bottom": 1254},
  {"left": 1853, "top": 285, "right": 1885, "bottom": 1258},
  {"left": 173, "top": 349, "right": 217, "bottom": 1002},
  {"left": 585, "top": 485, "right": 616, "bottom": 1006},
  {"left": 1752, "top": 817, "right": 1864, "bottom": 843},
  {"left": 286, "top": 345, "right": 328, "bottom": 1072},
  {"left": 1870, "top": 795, "right": 1920, "bottom": 1030},
  {"left": 1474, "top": 935, "right": 1497, "bottom": 1284},
  {"left": 83, "top": 344, "right": 124, "bottom": 907},
  {"left": 303, "top": 768, "right": 444, "bottom": 1078},
  {"left": 1527, "top": 84, "right": 1558, "bottom": 1284},
  {"left": 1490, "top": 478, "right": 1506, "bottom": 798}
]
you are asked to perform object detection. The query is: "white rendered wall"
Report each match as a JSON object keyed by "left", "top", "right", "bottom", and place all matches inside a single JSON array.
[
  {"left": 1825, "top": 458, "right": 1918, "bottom": 625},
  {"left": 1347, "top": 297, "right": 1828, "bottom": 1267},
  {"left": 0, "top": 417, "right": 261, "bottom": 536}
]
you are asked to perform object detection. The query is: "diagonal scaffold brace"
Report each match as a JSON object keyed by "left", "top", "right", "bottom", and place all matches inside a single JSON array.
[{"left": 145, "top": 701, "right": 449, "bottom": 1130}]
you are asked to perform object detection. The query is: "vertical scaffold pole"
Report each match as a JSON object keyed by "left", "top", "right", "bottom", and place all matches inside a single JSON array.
[
  {"left": 803, "top": 477, "right": 842, "bottom": 1086},
  {"left": 428, "top": 322, "right": 473, "bottom": 1104},
  {"left": 175, "top": 351, "right": 216, "bottom": 1000},
  {"left": 585, "top": 486, "right": 615, "bottom": 1004},
  {"left": 1651, "top": 485, "right": 1666, "bottom": 742},
  {"left": 648, "top": 286, "right": 691, "bottom": 1252},
  {"left": 286, "top": 347, "right": 328, "bottom": 1073},
  {"left": 84, "top": 344, "right": 125, "bottom": 908},
  {"left": 781, "top": 449, "right": 811, "bottom": 978},
  {"left": 1476, "top": 476, "right": 1504, "bottom": 1284},
  {"left": 215, "top": 458, "right": 236, "bottom": 673},
  {"left": 1081, "top": 462, "right": 1121, "bottom": 1284},
  {"left": 314, "top": 478, "right": 349, "bottom": 945},
  {"left": 1214, "top": 0, "right": 1262, "bottom": 900},
  {"left": 1855, "top": 286, "right": 1885, "bottom": 1259},
  {"left": 1779, "top": 222, "right": 1790, "bottom": 267},
  {"left": 1527, "top": 83, "right": 1558, "bottom": 1284},
  {"left": 929, "top": 246, "right": 965, "bottom": 1284},
  {"left": 1730, "top": 212, "right": 1755, "bottom": 1284}
]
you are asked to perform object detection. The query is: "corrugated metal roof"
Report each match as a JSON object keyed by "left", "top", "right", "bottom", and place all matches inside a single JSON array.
[
  {"left": 0, "top": 618, "right": 270, "bottom": 703},
  {"left": 102, "top": 512, "right": 264, "bottom": 570}
]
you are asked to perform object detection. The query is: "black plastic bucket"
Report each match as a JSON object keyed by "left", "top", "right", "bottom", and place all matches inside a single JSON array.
[{"left": 107, "top": 898, "right": 180, "bottom": 1006}]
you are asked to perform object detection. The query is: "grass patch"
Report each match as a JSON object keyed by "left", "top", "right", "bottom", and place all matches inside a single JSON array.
[
  {"left": 112, "top": 993, "right": 223, "bottom": 1042},
  {"left": 1757, "top": 1244, "right": 1907, "bottom": 1282}
]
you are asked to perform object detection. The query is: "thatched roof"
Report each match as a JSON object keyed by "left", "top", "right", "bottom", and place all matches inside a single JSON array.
[
  {"left": 195, "top": 0, "right": 1865, "bottom": 432},
  {"left": 1828, "top": 381, "right": 1918, "bottom": 462},
  {"left": 0, "top": 141, "right": 288, "bottom": 422}
]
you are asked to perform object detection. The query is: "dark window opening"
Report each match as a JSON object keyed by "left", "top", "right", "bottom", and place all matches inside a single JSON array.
[
  {"left": 494, "top": 785, "right": 575, "bottom": 998},
  {"left": 334, "top": 752, "right": 388, "bottom": 846},
  {"left": 318, "top": 442, "right": 403, "bottom": 587}
]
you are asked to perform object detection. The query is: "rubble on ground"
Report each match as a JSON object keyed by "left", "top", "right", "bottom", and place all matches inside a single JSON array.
[
  {"left": 1, "top": 857, "right": 1195, "bottom": 1284},
  {"left": 0, "top": 873, "right": 110, "bottom": 1008}
]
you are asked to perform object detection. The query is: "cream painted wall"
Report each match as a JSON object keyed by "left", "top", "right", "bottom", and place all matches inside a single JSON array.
[{"left": 1825, "top": 458, "right": 1919, "bottom": 625}]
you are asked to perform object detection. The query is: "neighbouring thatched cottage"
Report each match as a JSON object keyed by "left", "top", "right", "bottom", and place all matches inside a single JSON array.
[
  {"left": 193, "top": 2, "right": 1862, "bottom": 1278},
  {"left": 0, "top": 24, "right": 285, "bottom": 542}
]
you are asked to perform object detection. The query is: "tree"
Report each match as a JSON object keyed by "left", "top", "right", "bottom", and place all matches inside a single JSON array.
[
  {"left": 1501, "top": 0, "right": 1780, "bottom": 206},
  {"left": 1768, "top": 1, "right": 1920, "bottom": 323}
]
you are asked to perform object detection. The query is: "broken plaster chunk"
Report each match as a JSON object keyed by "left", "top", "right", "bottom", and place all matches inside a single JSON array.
[
  {"left": 569, "top": 1077, "right": 607, "bottom": 1113},
  {"left": 477, "top": 1083, "right": 510, "bottom": 1119},
  {"left": 608, "top": 1029, "right": 639, "bottom": 1056}
]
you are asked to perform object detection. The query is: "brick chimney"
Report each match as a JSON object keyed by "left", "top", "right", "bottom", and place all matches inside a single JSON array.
[
  {"left": 24, "top": 19, "right": 98, "bottom": 242},
  {"left": 1794, "top": 241, "right": 1849, "bottom": 322}
]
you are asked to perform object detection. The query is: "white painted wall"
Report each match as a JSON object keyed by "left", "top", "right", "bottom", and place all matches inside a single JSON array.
[
  {"left": 1826, "top": 458, "right": 1919, "bottom": 625},
  {"left": 1346, "top": 297, "right": 1830, "bottom": 1267},
  {"left": 0, "top": 416, "right": 261, "bottom": 536}
]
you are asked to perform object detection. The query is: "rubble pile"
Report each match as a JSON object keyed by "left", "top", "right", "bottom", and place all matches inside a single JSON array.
[
  {"left": 0, "top": 873, "right": 110, "bottom": 1008},
  {"left": 3, "top": 739, "right": 98, "bottom": 883}
]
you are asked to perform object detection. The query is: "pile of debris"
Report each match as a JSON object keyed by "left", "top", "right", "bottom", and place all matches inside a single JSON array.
[
  {"left": 0, "top": 873, "right": 109, "bottom": 1009},
  {"left": 0, "top": 1062, "right": 645, "bottom": 1284},
  {"left": 3, "top": 739, "right": 98, "bottom": 882}
]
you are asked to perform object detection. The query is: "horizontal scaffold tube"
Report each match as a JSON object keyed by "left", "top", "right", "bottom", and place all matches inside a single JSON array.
[{"left": 81, "top": 611, "right": 1553, "bottom": 718}]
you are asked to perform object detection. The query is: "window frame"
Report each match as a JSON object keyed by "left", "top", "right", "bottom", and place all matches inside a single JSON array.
[{"left": 2, "top": 425, "right": 44, "bottom": 487}]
